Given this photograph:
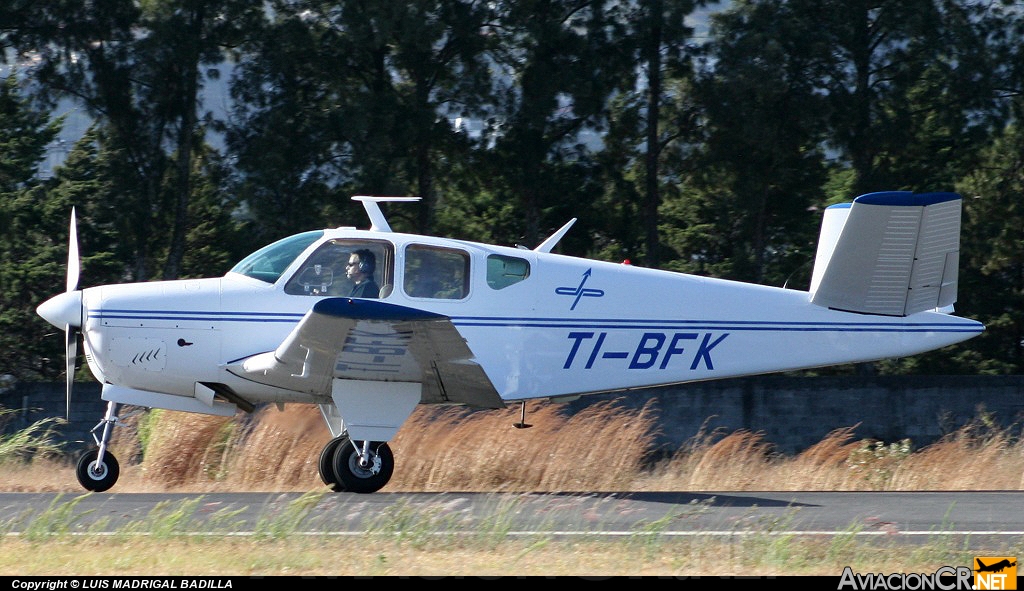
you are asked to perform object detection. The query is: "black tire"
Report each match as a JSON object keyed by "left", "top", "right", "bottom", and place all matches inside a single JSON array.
[
  {"left": 331, "top": 437, "right": 394, "bottom": 494},
  {"left": 76, "top": 449, "right": 120, "bottom": 492},
  {"left": 318, "top": 436, "right": 347, "bottom": 492}
]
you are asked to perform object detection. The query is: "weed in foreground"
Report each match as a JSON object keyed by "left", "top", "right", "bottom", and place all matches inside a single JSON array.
[
  {"left": 0, "top": 407, "right": 65, "bottom": 470},
  {"left": 1, "top": 495, "right": 1020, "bottom": 575},
  {"left": 363, "top": 498, "right": 467, "bottom": 549},
  {"left": 115, "top": 497, "right": 249, "bottom": 539},
  {"left": 253, "top": 491, "right": 326, "bottom": 540},
  {"left": 17, "top": 494, "right": 98, "bottom": 541},
  {"left": 471, "top": 494, "right": 529, "bottom": 547}
]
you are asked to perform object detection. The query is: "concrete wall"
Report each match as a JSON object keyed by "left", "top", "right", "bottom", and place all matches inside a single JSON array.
[
  {"left": 3, "top": 376, "right": 1024, "bottom": 456},
  {"left": 1, "top": 381, "right": 106, "bottom": 452},
  {"left": 564, "top": 375, "right": 1024, "bottom": 454}
]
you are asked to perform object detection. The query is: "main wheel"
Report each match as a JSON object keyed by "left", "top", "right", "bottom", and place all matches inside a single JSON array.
[
  {"left": 331, "top": 437, "right": 394, "bottom": 494},
  {"left": 318, "top": 436, "right": 347, "bottom": 492},
  {"left": 76, "top": 449, "right": 120, "bottom": 492}
]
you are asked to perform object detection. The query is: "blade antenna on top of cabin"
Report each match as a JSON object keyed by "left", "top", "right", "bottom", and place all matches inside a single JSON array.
[
  {"left": 534, "top": 218, "right": 577, "bottom": 253},
  {"left": 513, "top": 400, "right": 532, "bottom": 429},
  {"left": 352, "top": 195, "right": 421, "bottom": 232}
]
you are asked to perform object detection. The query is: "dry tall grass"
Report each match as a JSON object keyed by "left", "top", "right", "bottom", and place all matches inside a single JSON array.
[
  {"left": 5, "top": 398, "right": 1024, "bottom": 492},
  {"left": 112, "top": 399, "right": 661, "bottom": 492}
]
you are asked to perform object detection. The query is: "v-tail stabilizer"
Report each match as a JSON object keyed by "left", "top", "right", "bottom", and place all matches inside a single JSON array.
[{"left": 810, "top": 191, "right": 962, "bottom": 317}]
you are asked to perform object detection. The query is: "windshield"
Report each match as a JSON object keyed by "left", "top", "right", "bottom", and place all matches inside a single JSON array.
[{"left": 228, "top": 231, "right": 323, "bottom": 283}]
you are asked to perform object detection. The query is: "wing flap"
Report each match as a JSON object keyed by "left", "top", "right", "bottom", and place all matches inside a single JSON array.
[
  {"left": 810, "top": 191, "right": 962, "bottom": 316},
  {"left": 226, "top": 298, "right": 504, "bottom": 408}
]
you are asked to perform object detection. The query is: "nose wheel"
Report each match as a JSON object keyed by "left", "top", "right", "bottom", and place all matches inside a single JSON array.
[
  {"left": 75, "top": 400, "right": 124, "bottom": 492},
  {"left": 317, "top": 435, "right": 394, "bottom": 494},
  {"left": 76, "top": 448, "right": 120, "bottom": 492}
]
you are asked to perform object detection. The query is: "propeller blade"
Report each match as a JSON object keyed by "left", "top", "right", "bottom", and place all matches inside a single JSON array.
[
  {"left": 67, "top": 207, "right": 80, "bottom": 293},
  {"left": 65, "top": 324, "right": 77, "bottom": 419}
]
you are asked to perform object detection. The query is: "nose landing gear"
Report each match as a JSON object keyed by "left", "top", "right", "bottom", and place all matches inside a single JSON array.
[{"left": 76, "top": 401, "right": 123, "bottom": 492}]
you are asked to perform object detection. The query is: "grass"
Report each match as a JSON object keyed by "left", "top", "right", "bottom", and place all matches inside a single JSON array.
[
  {"left": 0, "top": 491, "right": 1012, "bottom": 576},
  {"left": 1, "top": 399, "right": 1023, "bottom": 575},
  {"left": 0, "top": 535, "right": 995, "bottom": 576},
  {"left": 8, "top": 398, "right": 1021, "bottom": 493}
]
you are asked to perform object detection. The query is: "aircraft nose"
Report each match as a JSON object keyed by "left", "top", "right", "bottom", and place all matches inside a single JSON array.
[{"left": 37, "top": 290, "right": 83, "bottom": 329}]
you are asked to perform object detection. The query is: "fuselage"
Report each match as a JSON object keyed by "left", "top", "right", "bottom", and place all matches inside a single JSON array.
[{"left": 76, "top": 227, "right": 983, "bottom": 407}]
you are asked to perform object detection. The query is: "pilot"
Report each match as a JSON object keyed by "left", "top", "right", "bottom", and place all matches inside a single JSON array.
[{"left": 347, "top": 249, "right": 379, "bottom": 298}]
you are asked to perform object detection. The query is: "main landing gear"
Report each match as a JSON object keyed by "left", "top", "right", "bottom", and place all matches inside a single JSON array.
[{"left": 317, "top": 435, "right": 394, "bottom": 493}]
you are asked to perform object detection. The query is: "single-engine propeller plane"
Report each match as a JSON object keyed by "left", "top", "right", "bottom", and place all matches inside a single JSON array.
[{"left": 37, "top": 192, "right": 984, "bottom": 493}]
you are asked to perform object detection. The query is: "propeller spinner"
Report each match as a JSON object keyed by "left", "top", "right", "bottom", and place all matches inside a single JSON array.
[{"left": 36, "top": 208, "right": 82, "bottom": 419}]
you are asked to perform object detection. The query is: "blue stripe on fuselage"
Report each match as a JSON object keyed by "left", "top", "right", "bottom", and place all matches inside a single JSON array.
[
  {"left": 449, "top": 316, "right": 983, "bottom": 333},
  {"left": 87, "top": 310, "right": 983, "bottom": 334},
  {"left": 91, "top": 309, "right": 304, "bottom": 322}
]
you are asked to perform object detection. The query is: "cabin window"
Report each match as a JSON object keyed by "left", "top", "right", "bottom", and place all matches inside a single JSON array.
[
  {"left": 487, "top": 254, "right": 530, "bottom": 290},
  {"left": 284, "top": 239, "right": 394, "bottom": 298},
  {"left": 403, "top": 244, "right": 470, "bottom": 299}
]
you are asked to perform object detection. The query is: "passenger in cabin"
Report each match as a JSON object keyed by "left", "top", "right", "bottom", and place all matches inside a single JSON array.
[
  {"left": 346, "top": 249, "right": 379, "bottom": 299},
  {"left": 409, "top": 272, "right": 444, "bottom": 298}
]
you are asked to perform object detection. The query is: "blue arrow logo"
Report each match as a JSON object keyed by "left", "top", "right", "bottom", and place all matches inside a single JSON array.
[{"left": 555, "top": 268, "right": 605, "bottom": 310}]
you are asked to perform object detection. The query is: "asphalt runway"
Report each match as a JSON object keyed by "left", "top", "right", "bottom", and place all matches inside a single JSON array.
[{"left": 2, "top": 490, "right": 1023, "bottom": 545}]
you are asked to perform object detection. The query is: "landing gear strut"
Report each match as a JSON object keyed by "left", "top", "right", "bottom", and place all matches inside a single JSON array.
[
  {"left": 76, "top": 401, "right": 122, "bottom": 492},
  {"left": 317, "top": 434, "right": 394, "bottom": 494}
]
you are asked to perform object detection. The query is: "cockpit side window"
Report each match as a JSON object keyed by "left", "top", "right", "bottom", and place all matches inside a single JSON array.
[
  {"left": 285, "top": 239, "right": 394, "bottom": 298},
  {"left": 486, "top": 254, "right": 530, "bottom": 290},
  {"left": 403, "top": 244, "right": 470, "bottom": 300},
  {"left": 229, "top": 231, "right": 324, "bottom": 284}
]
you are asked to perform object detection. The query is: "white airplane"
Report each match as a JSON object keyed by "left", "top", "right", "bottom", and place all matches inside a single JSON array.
[{"left": 37, "top": 192, "right": 984, "bottom": 493}]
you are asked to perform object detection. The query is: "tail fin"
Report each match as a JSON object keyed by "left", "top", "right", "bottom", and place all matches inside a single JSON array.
[{"left": 809, "top": 191, "right": 962, "bottom": 317}]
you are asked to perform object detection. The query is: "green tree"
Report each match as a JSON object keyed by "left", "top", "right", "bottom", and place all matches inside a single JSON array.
[
  {"left": 227, "top": 0, "right": 495, "bottom": 242},
  {"left": 792, "top": 0, "right": 1005, "bottom": 194},
  {"left": 667, "top": 0, "right": 828, "bottom": 285},
  {"left": 176, "top": 145, "right": 245, "bottom": 279},
  {"left": 0, "top": 73, "right": 66, "bottom": 379},
  {"left": 588, "top": 0, "right": 704, "bottom": 267},
  {"left": 952, "top": 121, "right": 1024, "bottom": 374},
  {"left": 669, "top": 0, "right": 1010, "bottom": 287},
  {"left": 48, "top": 127, "right": 239, "bottom": 283},
  {"left": 632, "top": 0, "right": 703, "bottom": 268},
  {"left": 482, "top": 0, "right": 635, "bottom": 248},
  {"left": 222, "top": 5, "right": 341, "bottom": 248},
  {"left": 4, "top": 0, "right": 260, "bottom": 281},
  {"left": 135, "top": 0, "right": 261, "bottom": 279},
  {"left": 365, "top": 0, "right": 496, "bottom": 233},
  {"left": 6, "top": 0, "right": 164, "bottom": 281}
]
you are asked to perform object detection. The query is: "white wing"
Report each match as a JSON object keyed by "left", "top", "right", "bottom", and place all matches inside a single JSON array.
[{"left": 225, "top": 297, "right": 504, "bottom": 409}]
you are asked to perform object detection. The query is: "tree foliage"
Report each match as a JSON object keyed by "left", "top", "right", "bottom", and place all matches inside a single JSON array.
[
  {"left": 1, "top": 0, "right": 1022, "bottom": 378},
  {"left": 0, "top": 74, "right": 67, "bottom": 379}
]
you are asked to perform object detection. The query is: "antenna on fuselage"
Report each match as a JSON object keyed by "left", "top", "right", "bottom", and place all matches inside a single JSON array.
[
  {"left": 534, "top": 218, "right": 577, "bottom": 253},
  {"left": 352, "top": 196, "right": 422, "bottom": 232},
  {"left": 513, "top": 401, "right": 533, "bottom": 429}
]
